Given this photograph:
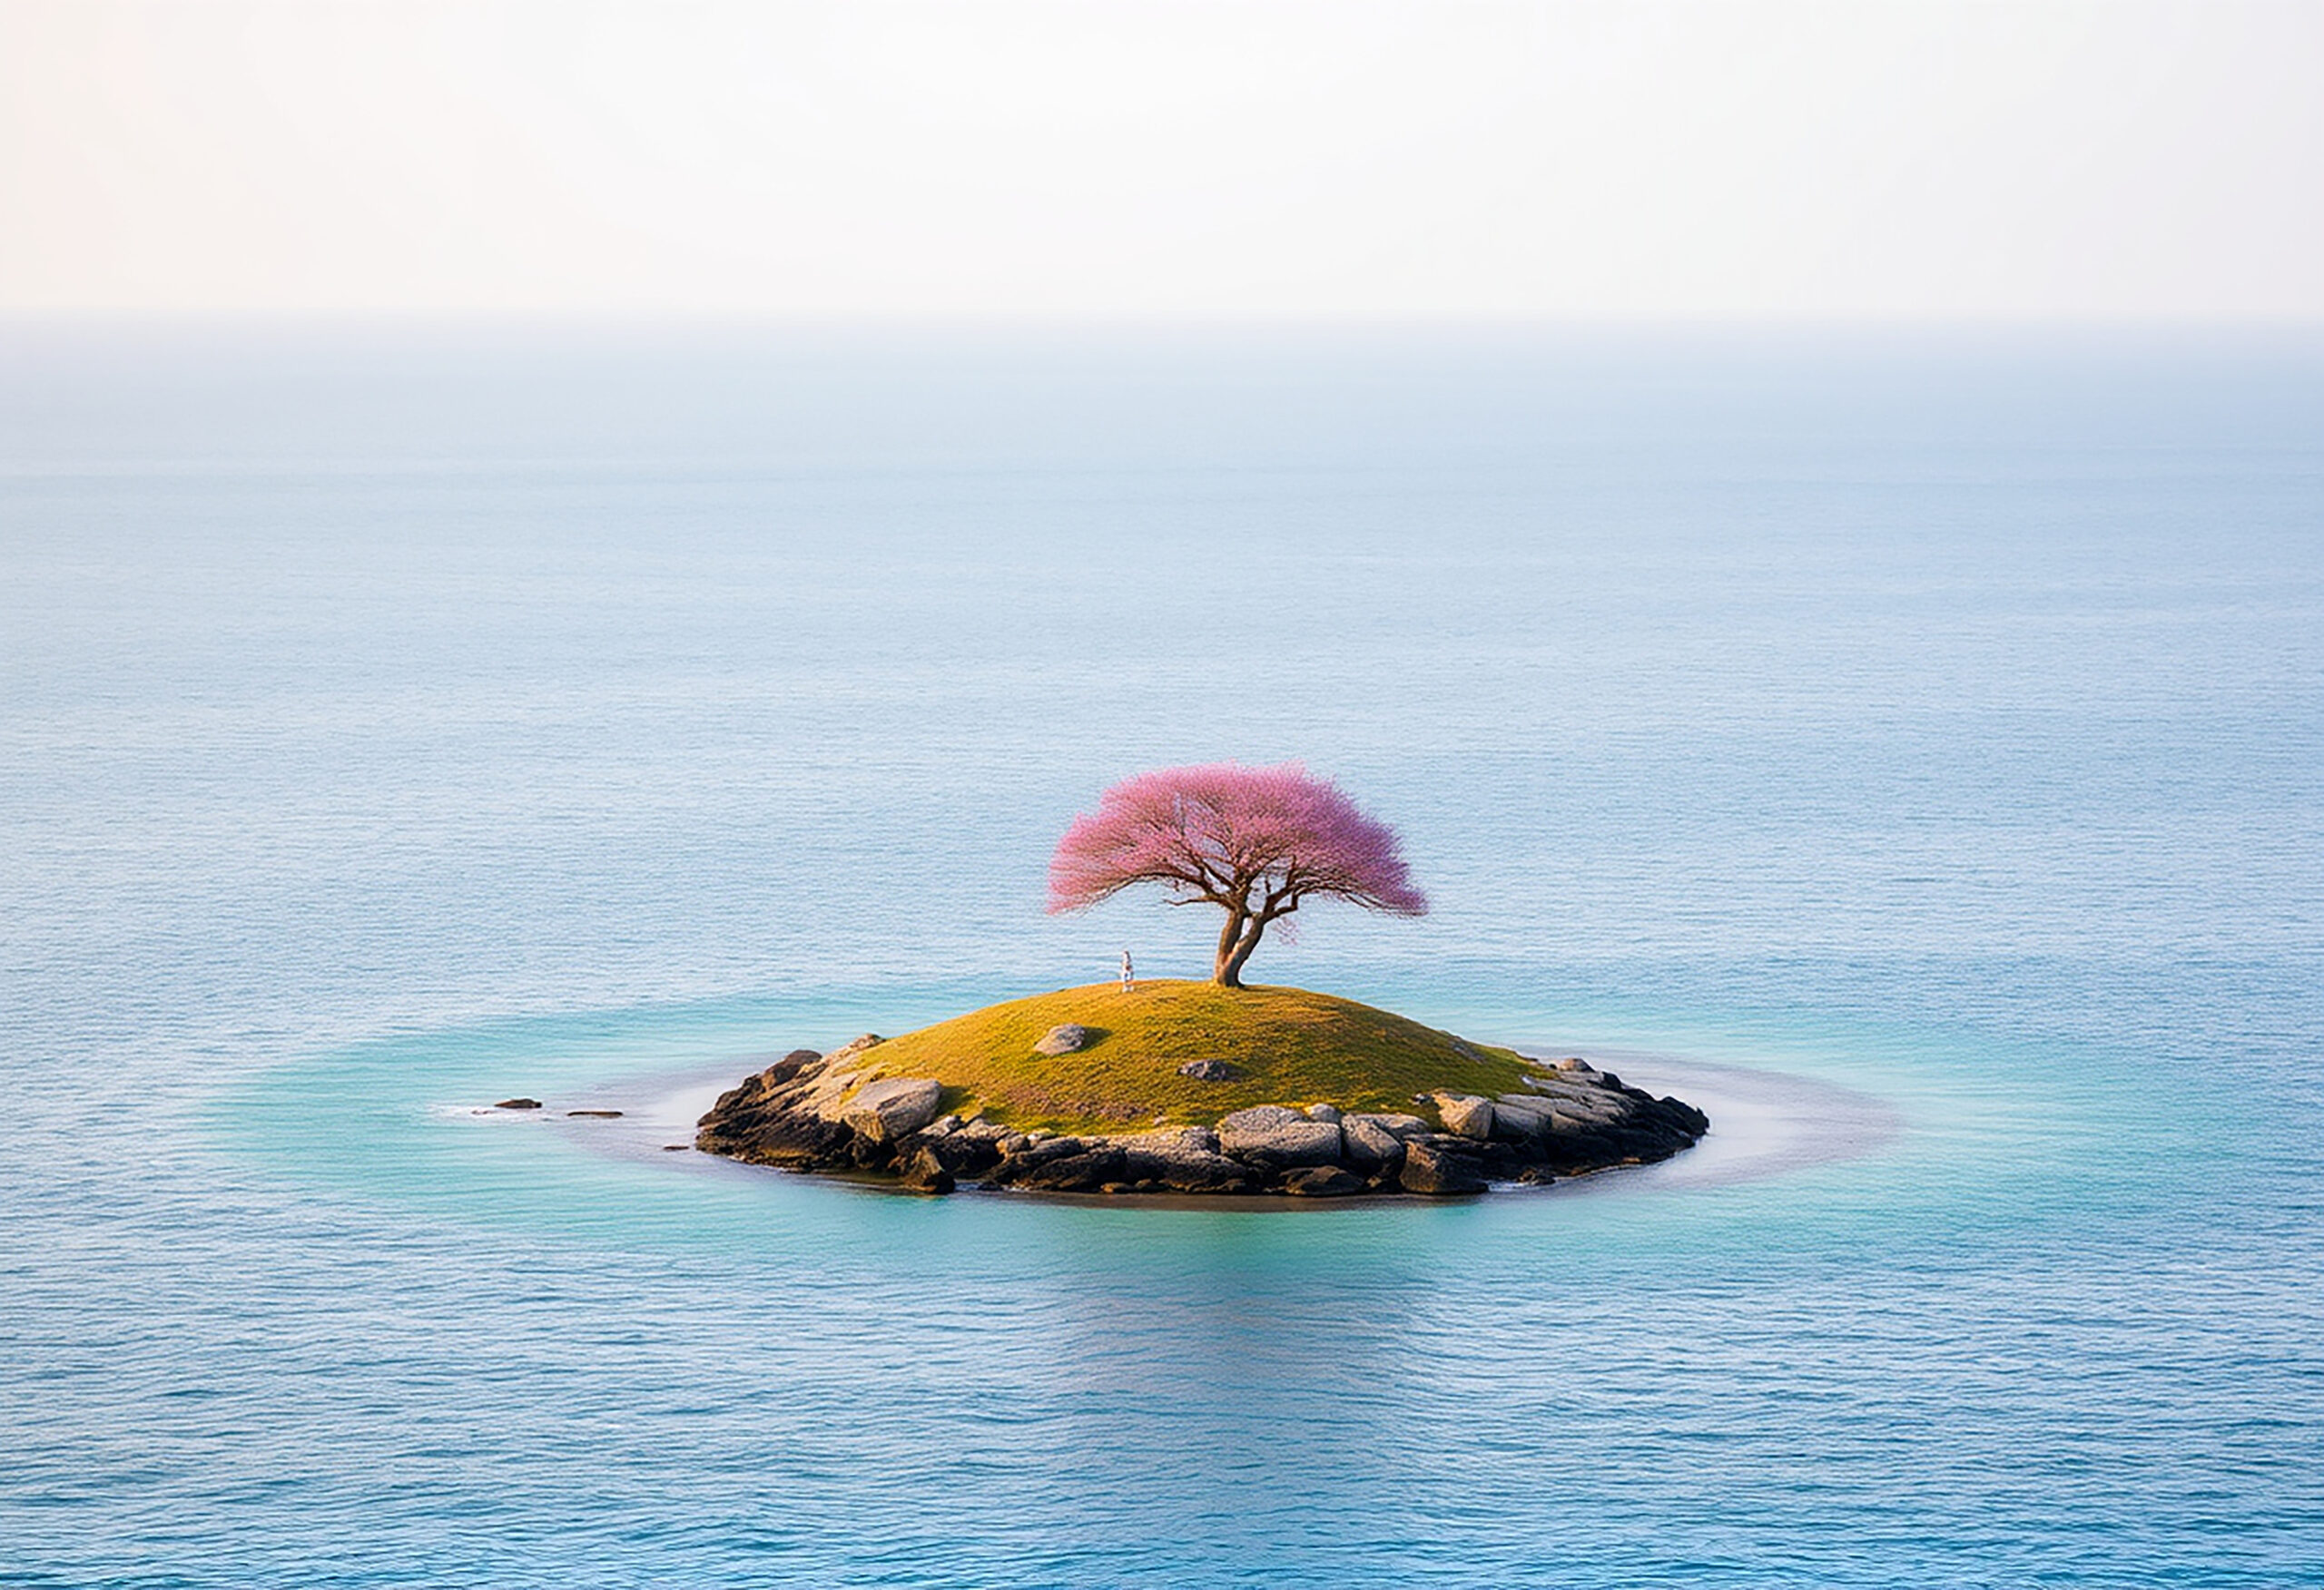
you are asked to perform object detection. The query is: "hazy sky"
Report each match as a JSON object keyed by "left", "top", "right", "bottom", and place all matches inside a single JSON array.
[{"left": 2, "top": 0, "right": 2318, "bottom": 319}]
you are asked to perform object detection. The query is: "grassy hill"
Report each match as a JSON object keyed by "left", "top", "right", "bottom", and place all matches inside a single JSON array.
[{"left": 857, "top": 979, "right": 1532, "bottom": 1134}]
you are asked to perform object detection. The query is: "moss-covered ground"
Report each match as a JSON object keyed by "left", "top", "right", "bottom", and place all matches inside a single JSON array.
[{"left": 857, "top": 979, "right": 1532, "bottom": 1134}]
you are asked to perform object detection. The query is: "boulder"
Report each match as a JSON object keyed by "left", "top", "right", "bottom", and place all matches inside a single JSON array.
[
  {"left": 1216, "top": 1105, "right": 1344, "bottom": 1166},
  {"left": 898, "top": 1146, "right": 955, "bottom": 1194},
  {"left": 1434, "top": 1094, "right": 1495, "bottom": 1140},
  {"left": 1339, "top": 1115, "right": 1408, "bottom": 1168},
  {"left": 1398, "top": 1141, "right": 1488, "bottom": 1195},
  {"left": 1284, "top": 1165, "right": 1364, "bottom": 1197},
  {"left": 1034, "top": 1024, "right": 1093, "bottom": 1055},
  {"left": 842, "top": 1077, "right": 943, "bottom": 1144},
  {"left": 1488, "top": 1096, "right": 1554, "bottom": 1141},
  {"left": 1124, "top": 1146, "right": 1255, "bottom": 1193},
  {"left": 1177, "top": 1059, "right": 1241, "bottom": 1082},
  {"left": 493, "top": 1098, "right": 541, "bottom": 1111},
  {"left": 1304, "top": 1104, "right": 1343, "bottom": 1123},
  {"left": 1001, "top": 1146, "right": 1128, "bottom": 1192}
]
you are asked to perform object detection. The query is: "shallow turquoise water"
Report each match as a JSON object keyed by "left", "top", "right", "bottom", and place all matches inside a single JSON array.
[{"left": 4, "top": 329, "right": 2319, "bottom": 1586}]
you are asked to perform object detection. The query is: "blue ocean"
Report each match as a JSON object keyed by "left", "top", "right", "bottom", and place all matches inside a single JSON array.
[{"left": 3, "top": 327, "right": 2319, "bottom": 1587}]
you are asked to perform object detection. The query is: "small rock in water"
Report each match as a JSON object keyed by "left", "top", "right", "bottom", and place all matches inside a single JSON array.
[
  {"left": 566, "top": 1109, "right": 623, "bottom": 1118},
  {"left": 661, "top": 1144, "right": 689, "bottom": 1153},
  {"left": 1034, "top": 1024, "right": 1093, "bottom": 1055},
  {"left": 494, "top": 1098, "right": 542, "bottom": 1111},
  {"left": 1177, "top": 1059, "right": 1240, "bottom": 1082}
]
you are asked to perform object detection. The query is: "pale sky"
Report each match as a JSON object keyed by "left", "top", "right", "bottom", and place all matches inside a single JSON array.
[{"left": 2, "top": 0, "right": 2318, "bottom": 319}]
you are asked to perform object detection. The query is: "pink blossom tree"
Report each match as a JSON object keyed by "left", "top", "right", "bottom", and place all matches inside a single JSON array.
[{"left": 1047, "top": 762, "right": 1428, "bottom": 988}]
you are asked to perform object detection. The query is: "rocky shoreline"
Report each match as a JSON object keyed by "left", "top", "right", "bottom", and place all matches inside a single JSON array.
[{"left": 694, "top": 1035, "right": 1710, "bottom": 1197}]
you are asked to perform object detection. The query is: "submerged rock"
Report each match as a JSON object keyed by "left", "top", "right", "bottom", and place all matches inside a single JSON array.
[{"left": 493, "top": 1098, "right": 542, "bottom": 1111}]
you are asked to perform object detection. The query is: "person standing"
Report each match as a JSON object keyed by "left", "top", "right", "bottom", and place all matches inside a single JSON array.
[{"left": 1120, "top": 949, "right": 1135, "bottom": 993}]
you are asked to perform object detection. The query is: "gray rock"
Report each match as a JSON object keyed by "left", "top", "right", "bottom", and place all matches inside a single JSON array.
[
  {"left": 1177, "top": 1059, "right": 1241, "bottom": 1082},
  {"left": 1435, "top": 1093, "right": 1495, "bottom": 1140},
  {"left": 493, "top": 1098, "right": 541, "bottom": 1111},
  {"left": 1217, "top": 1105, "right": 1344, "bottom": 1166},
  {"left": 1304, "top": 1104, "right": 1343, "bottom": 1123},
  {"left": 842, "top": 1077, "right": 943, "bottom": 1143},
  {"left": 1035, "top": 1024, "right": 1094, "bottom": 1055},
  {"left": 1488, "top": 1096, "right": 1554, "bottom": 1141},
  {"left": 1119, "top": 1137, "right": 1254, "bottom": 1193},
  {"left": 1284, "top": 1165, "right": 1364, "bottom": 1197},
  {"left": 1398, "top": 1141, "right": 1487, "bottom": 1195},
  {"left": 1339, "top": 1115, "right": 1407, "bottom": 1167},
  {"left": 1121, "top": 1124, "right": 1223, "bottom": 1157}
]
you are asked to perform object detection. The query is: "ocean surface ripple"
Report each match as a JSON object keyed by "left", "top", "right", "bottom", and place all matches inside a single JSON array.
[{"left": 3, "top": 329, "right": 2319, "bottom": 1587}]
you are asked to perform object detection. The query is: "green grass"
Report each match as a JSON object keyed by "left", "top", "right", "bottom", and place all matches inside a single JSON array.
[{"left": 849, "top": 979, "right": 1532, "bottom": 1134}]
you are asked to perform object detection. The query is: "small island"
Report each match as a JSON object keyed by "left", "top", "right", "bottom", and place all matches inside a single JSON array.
[
  {"left": 695, "top": 764, "right": 1708, "bottom": 1197},
  {"left": 694, "top": 979, "right": 1709, "bottom": 1196}
]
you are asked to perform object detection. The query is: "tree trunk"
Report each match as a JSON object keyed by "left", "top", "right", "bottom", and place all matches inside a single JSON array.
[
  {"left": 1213, "top": 905, "right": 1248, "bottom": 986},
  {"left": 1214, "top": 914, "right": 1266, "bottom": 987}
]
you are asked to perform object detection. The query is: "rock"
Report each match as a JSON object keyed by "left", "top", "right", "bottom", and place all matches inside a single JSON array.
[
  {"left": 1398, "top": 1141, "right": 1488, "bottom": 1195},
  {"left": 1177, "top": 1059, "right": 1241, "bottom": 1082},
  {"left": 1000, "top": 1146, "right": 1127, "bottom": 1192},
  {"left": 1434, "top": 1094, "right": 1494, "bottom": 1140},
  {"left": 1339, "top": 1115, "right": 1408, "bottom": 1168},
  {"left": 493, "top": 1098, "right": 542, "bottom": 1111},
  {"left": 1284, "top": 1165, "right": 1364, "bottom": 1197},
  {"left": 824, "top": 1034, "right": 883, "bottom": 1065},
  {"left": 1304, "top": 1104, "right": 1343, "bottom": 1123},
  {"left": 1489, "top": 1096, "right": 1554, "bottom": 1141},
  {"left": 1115, "top": 1126, "right": 1250, "bottom": 1192},
  {"left": 922, "top": 1114, "right": 961, "bottom": 1137},
  {"left": 1552, "top": 1056, "right": 1590, "bottom": 1072},
  {"left": 841, "top": 1077, "right": 943, "bottom": 1143},
  {"left": 897, "top": 1146, "right": 955, "bottom": 1194},
  {"left": 661, "top": 1143, "right": 688, "bottom": 1152},
  {"left": 1034, "top": 1024, "right": 1093, "bottom": 1055},
  {"left": 1216, "top": 1105, "right": 1344, "bottom": 1166},
  {"left": 566, "top": 1109, "right": 623, "bottom": 1118}
]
